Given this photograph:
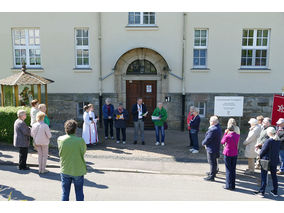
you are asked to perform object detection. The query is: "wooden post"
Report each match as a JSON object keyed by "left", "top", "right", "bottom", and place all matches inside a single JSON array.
[
  {"left": 31, "top": 85, "right": 35, "bottom": 98},
  {"left": 37, "top": 84, "right": 41, "bottom": 103},
  {"left": 1, "top": 85, "right": 4, "bottom": 107},
  {"left": 45, "top": 84, "right": 48, "bottom": 115},
  {"left": 14, "top": 85, "right": 19, "bottom": 107}
]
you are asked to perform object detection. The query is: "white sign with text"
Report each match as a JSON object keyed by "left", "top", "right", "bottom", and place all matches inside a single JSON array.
[{"left": 214, "top": 96, "right": 244, "bottom": 117}]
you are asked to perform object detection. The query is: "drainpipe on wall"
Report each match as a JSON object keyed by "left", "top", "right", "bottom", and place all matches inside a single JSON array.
[
  {"left": 98, "top": 12, "right": 103, "bottom": 128},
  {"left": 181, "top": 12, "right": 186, "bottom": 131}
]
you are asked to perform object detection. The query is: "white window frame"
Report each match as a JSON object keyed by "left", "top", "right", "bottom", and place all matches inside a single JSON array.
[
  {"left": 198, "top": 101, "right": 206, "bottom": 117},
  {"left": 128, "top": 12, "right": 156, "bottom": 26},
  {"left": 193, "top": 29, "right": 208, "bottom": 68},
  {"left": 77, "top": 101, "right": 89, "bottom": 118},
  {"left": 240, "top": 29, "right": 270, "bottom": 69},
  {"left": 12, "top": 28, "right": 41, "bottom": 68},
  {"left": 75, "top": 28, "right": 90, "bottom": 69}
]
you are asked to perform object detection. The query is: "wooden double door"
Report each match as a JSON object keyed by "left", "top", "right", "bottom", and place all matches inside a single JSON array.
[{"left": 126, "top": 80, "right": 157, "bottom": 128}]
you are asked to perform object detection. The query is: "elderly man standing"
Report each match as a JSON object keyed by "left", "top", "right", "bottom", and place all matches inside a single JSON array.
[
  {"left": 132, "top": 97, "right": 148, "bottom": 145},
  {"left": 255, "top": 117, "right": 272, "bottom": 169},
  {"left": 57, "top": 120, "right": 87, "bottom": 201},
  {"left": 202, "top": 116, "right": 222, "bottom": 181},
  {"left": 14, "top": 110, "right": 31, "bottom": 170}
]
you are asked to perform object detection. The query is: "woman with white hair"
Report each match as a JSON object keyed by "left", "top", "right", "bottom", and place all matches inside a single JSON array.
[
  {"left": 31, "top": 111, "right": 52, "bottom": 174},
  {"left": 254, "top": 127, "right": 280, "bottom": 197},
  {"left": 152, "top": 102, "right": 168, "bottom": 146},
  {"left": 243, "top": 118, "right": 261, "bottom": 174},
  {"left": 13, "top": 110, "right": 31, "bottom": 170},
  {"left": 227, "top": 118, "right": 240, "bottom": 135}
]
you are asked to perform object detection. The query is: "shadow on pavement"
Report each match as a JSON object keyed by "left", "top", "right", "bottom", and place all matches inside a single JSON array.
[
  {"left": 214, "top": 169, "right": 284, "bottom": 201},
  {"left": 0, "top": 184, "right": 35, "bottom": 201},
  {"left": 0, "top": 152, "right": 13, "bottom": 159}
]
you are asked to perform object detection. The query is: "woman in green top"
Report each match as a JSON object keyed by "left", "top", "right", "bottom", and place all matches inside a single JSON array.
[
  {"left": 152, "top": 102, "right": 168, "bottom": 146},
  {"left": 38, "top": 104, "right": 50, "bottom": 127}
]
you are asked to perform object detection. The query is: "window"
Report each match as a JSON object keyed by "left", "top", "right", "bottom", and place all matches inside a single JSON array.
[
  {"left": 127, "top": 59, "right": 157, "bottom": 75},
  {"left": 198, "top": 102, "right": 206, "bottom": 117},
  {"left": 193, "top": 29, "right": 208, "bottom": 68},
  {"left": 241, "top": 29, "right": 270, "bottom": 68},
  {"left": 75, "top": 28, "right": 90, "bottom": 68},
  {"left": 77, "top": 101, "right": 89, "bottom": 117},
  {"left": 12, "top": 29, "right": 41, "bottom": 68},
  {"left": 128, "top": 12, "right": 155, "bottom": 25}
]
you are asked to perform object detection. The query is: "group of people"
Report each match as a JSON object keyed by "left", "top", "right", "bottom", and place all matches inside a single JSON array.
[
  {"left": 12, "top": 97, "right": 284, "bottom": 200},
  {"left": 201, "top": 114, "right": 284, "bottom": 198},
  {"left": 14, "top": 99, "right": 51, "bottom": 173},
  {"left": 82, "top": 97, "right": 168, "bottom": 146}
]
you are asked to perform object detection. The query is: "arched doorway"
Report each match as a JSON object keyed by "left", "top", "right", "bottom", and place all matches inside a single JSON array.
[{"left": 113, "top": 48, "right": 170, "bottom": 128}]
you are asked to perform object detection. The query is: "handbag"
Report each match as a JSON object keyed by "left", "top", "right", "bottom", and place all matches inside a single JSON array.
[{"left": 260, "top": 159, "right": 270, "bottom": 171}]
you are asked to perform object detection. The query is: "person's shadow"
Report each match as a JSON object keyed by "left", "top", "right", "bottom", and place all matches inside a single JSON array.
[
  {"left": 37, "top": 169, "right": 108, "bottom": 189},
  {"left": 215, "top": 168, "right": 284, "bottom": 201},
  {"left": 0, "top": 184, "right": 35, "bottom": 201}
]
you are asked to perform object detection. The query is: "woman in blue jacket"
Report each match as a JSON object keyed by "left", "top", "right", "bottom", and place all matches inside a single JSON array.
[{"left": 254, "top": 127, "right": 280, "bottom": 197}]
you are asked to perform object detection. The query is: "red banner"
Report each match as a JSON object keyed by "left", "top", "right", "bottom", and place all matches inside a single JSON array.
[{"left": 272, "top": 94, "right": 284, "bottom": 126}]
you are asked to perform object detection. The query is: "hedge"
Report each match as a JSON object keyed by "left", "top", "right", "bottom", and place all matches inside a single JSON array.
[{"left": 0, "top": 106, "right": 31, "bottom": 144}]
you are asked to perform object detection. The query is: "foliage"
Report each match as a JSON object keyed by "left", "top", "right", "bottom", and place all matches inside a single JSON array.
[{"left": 0, "top": 106, "right": 31, "bottom": 143}]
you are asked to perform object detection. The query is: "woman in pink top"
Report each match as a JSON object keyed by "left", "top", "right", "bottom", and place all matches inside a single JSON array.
[{"left": 221, "top": 124, "right": 240, "bottom": 191}]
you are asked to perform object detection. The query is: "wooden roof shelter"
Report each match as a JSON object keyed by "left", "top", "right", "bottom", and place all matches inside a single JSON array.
[{"left": 0, "top": 64, "right": 54, "bottom": 112}]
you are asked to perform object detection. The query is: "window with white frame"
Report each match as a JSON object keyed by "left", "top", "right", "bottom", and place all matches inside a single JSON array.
[
  {"left": 193, "top": 29, "right": 208, "bottom": 68},
  {"left": 77, "top": 101, "right": 89, "bottom": 117},
  {"left": 128, "top": 12, "right": 155, "bottom": 25},
  {"left": 198, "top": 101, "right": 206, "bottom": 117},
  {"left": 12, "top": 29, "right": 41, "bottom": 68},
  {"left": 75, "top": 28, "right": 90, "bottom": 68},
  {"left": 241, "top": 29, "right": 270, "bottom": 68}
]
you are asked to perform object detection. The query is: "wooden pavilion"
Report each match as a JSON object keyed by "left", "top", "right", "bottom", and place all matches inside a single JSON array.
[{"left": 0, "top": 64, "right": 54, "bottom": 112}]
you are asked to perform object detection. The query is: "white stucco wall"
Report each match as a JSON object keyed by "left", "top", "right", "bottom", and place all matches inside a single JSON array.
[
  {"left": 185, "top": 12, "right": 284, "bottom": 94},
  {"left": 0, "top": 12, "right": 283, "bottom": 95}
]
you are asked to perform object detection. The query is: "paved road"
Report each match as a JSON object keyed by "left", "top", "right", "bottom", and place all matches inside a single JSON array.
[{"left": 1, "top": 159, "right": 283, "bottom": 201}]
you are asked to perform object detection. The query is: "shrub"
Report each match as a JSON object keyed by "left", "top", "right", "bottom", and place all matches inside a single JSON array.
[{"left": 0, "top": 106, "right": 31, "bottom": 143}]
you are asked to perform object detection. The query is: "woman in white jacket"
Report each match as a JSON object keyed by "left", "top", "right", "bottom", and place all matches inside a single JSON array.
[
  {"left": 243, "top": 118, "right": 261, "bottom": 174},
  {"left": 31, "top": 111, "right": 52, "bottom": 174},
  {"left": 82, "top": 105, "right": 93, "bottom": 145}
]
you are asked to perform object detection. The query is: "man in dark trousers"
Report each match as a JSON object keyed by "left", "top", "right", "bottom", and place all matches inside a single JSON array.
[
  {"left": 202, "top": 115, "right": 222, "bottom": 181},
  {"left": 132, "top": 97, "right": 148, "bottom": 145},
  {"left": 13, "top": 110, "right": 31, "bottom": 170},
  {"left": 276, "top": 118, "right": 284, "bottom": 175}
]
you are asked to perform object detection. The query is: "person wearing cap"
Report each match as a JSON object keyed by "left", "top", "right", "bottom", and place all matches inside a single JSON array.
[
  {"left": 243, "top": 118, "right": 261, "bottom": 174},
  {"left": 114, "top": 103, "right": 129, "bottom": 144},
  {"left": 276, "top": 118, "right": 284, "bottom": 175}
]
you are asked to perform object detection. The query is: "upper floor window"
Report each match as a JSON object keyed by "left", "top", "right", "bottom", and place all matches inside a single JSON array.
[
  {"left": 127, "top": 59, "right": 157, "bottom": 75},
  {"left": 128, "top": 12, "right": 155, "bottom": 25},
  {"left": 241, "top": 29, "right": 270, "bottom": 68},
  {"left": 193, "top": 29, "right": 208, "bottom": 68},
  {"left": 75, "top": 28, "right": 90, "bottom": 68},
  {"left": 12, "top": 28, "right": 41, "bottom": 68}
]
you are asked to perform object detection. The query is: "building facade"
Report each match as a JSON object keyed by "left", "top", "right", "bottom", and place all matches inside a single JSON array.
[{"left": 0, "top": 12, "right": 283, "bottom": 130}]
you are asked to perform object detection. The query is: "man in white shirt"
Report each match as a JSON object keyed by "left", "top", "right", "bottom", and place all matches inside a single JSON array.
[{"left": 131, "top": 98, "right": 148, "bottom": 145}]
